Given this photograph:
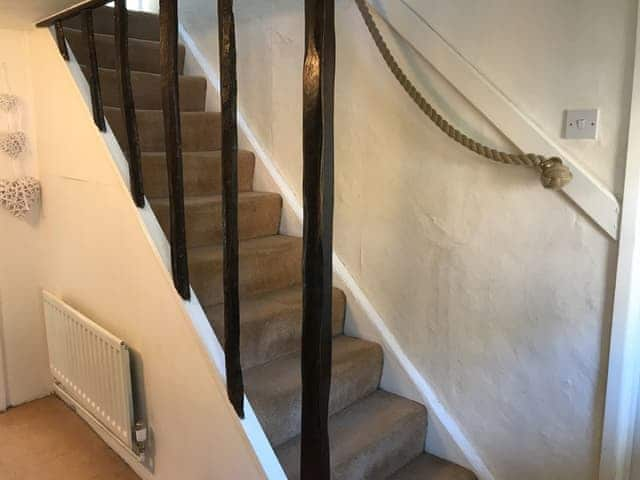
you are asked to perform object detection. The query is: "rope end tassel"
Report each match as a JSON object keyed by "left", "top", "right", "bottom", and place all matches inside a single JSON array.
[{"left": 539, "top": 157, "right": 573, "bottom": 190}]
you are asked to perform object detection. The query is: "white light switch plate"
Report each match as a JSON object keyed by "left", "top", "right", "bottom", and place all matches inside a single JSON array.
[{"left": 564, "top": 109, "right": 599, "bottom": 139}]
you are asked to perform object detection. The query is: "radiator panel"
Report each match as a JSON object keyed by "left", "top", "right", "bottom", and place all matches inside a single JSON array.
[{"left": 43, "top": 291, "right": 134, "bottom": 450}]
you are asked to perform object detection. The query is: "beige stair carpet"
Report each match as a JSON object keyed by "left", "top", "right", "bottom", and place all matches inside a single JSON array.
[{"left": 64, "top": 7, "right": 477, "bottom": 479}]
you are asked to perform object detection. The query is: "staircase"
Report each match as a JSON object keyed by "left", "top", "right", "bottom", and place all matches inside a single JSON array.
[{"left": 64, "top": 7, "right": 476, "bottom": 479}]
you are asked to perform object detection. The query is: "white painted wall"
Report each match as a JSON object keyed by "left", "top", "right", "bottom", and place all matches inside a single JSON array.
[
  {"left": 0, "top": 26, "right": 268, "bottom": 480},
  {"left": 0, "top": 28, "right": 50, "bottom": 409},
  {"left": 178, "top": 1, "right": 624, "bottom": 479}
]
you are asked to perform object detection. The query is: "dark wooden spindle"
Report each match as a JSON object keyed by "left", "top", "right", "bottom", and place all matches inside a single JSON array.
[
  {"left": 301, "top": 0, "right": 336, "bottom": 478},
  {"left": 159, "top": 0, "right": 190, "bottom": 299},
  {"left": 218, "top": 0, "right": 244, "bottom": 418},
  {"left": 81, "top": 9, "right": 106, "bottom": 131},
  {"left": 114, "top": 0, "right": 145, "bottom": 207},
  {"left": 54, "top": 20, "right": 69, "bottom": 60}
]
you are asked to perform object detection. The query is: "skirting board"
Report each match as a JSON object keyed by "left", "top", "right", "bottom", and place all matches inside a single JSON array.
[
  {"left": 54, "top": 385, "right": 152, "bottom": 480},
  {"left": 179, "top": 23, "right": 496, "bottom": 480}
]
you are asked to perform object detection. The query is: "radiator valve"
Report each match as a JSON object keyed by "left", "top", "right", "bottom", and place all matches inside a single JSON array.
[{"left": 135, "top": 421, "right": 148, "bottom": 453}]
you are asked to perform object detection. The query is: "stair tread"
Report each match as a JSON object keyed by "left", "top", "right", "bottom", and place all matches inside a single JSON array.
[
  {"left": 245, "top": 335, "right": 383, "bottom": 446},
  {"left": 205, "top": 285, "right": 346, "bottom": 370},
  {"left": 151, "top": 191, "right": 279, "bottom": 204},
  {"left": 105, "top": 107, "right": 221, "bottom": 152},
  {"left": 276, "top": 390, "right": 427, "bottom": 480},
  {"left": 82, "top": 66, "right": 206, "bottom": 111},
  {"left": 189, "top": 234, "right": 299, "bottom": 262},
  {"left": 189, "top": 235, "right": 302, "bottom": 306},
  {"left": 64, "top": 6, "right": 160, "bottom": 41},
  {"left": 65, "top": 28, "right": 184, "bottom": 74},
  {"left": 388, "top": 453, "right": 477, "bottom": 480},
  {"left": 151, "top": 191, "right": 281, "bottom": 247},
  {"left": 142, "top": 150, "right": 255, "bottom": 197}
]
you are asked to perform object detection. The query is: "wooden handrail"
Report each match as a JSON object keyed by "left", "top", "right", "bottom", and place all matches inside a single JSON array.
[
  {"left": 36, "top": 0, "right": 111, "bottom": 27},
  {"left": 301, "top": 0, "right": 336, "bottom": 478}
]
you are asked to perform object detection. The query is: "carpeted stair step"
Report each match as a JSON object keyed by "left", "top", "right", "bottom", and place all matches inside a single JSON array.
[
  {"left": 105, "top": 107, "right": 221, "bottom": 152},
  {"left": 245, "top": 336, "right": 382, "bottom": 446},
  {"left": 142, "top": 150, "right": 255, "bottom": 197},
  {"left": 205, "top": 286, "right": 346, "bottom": 370},
  {"left": 64, "top": 6, "right": 160, "bottom": 41},
  {"left": 151, "top": 192, "right": 282, "bottom": 248},
  {"left": 276, "top": 390, "right": 427, "bottom": 480},
  {"left": 84, "top": 67, "right": 206, "bottom": 111},
  {"left": 388, "top": 453, "right": 478, "bottom": 480},
  {"left": 189, "top": 235, "right": 302, "bottom": 306},
  {"left": 65, "top": 28, "right": 184, "bottom": 74}
]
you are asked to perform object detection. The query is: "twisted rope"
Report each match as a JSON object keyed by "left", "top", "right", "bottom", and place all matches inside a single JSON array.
[{"left": 354, "top": 0, "right": 573, "bottom": 190}]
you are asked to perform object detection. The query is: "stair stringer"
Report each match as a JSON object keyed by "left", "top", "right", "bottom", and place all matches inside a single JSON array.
[
  {"left": 179, "top": 22, "right": 496, "bottom": 480},
  {"left": 53, "top": 27, "right": 286, "bottom": 480}
]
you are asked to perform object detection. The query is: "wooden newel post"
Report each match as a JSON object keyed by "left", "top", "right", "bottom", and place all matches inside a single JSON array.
[
  {"left": 301, "top": 0, "right": 336, "bottom": 478},
  {"left": 159, "top": 0, "right": 190, "bottom": 299},
  {"left": 218, "top": 0, "right": 244, "bottom": 418}
]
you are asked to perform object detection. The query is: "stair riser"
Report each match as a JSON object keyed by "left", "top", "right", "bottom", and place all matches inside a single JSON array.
[
  {"left": 66, "top": 29, "right": 184, "bottom": 74},
  {"left": 190, "top": 241, "right": 302, "bottom": 306},
  {"left": 207, "top": 289, "right": 346, "bottom": 370},
  {"left": 142, "top": 152, "right": 255, "bottom": 197},
  {"left": 86, "top": 67, "right": 206, "bottom": 111},
  {"left": 105, "top": 108, "right": 221, "bottom": 152},
  {"left": 152, "top": 194, "right": 282, "bottom": 248},
  {"left": 277, "top": 393, "right": 428, "bottom": 480},
  {"left": 64, "top": 7, "right": 160, "bottom": 41},
  {"left": 248, "top": 340, "right": 382, "bottom": 447},
  {"left": 333, "top": 418, "right": 425, "bottom": 480}
]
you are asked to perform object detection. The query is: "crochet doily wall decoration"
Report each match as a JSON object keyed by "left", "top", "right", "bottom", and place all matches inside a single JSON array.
[
  {"left": 0, "top": 176, "right": 40, "bottom": 218},
  {"left": 0, "top": 131, "right": 27, "bottom": 159},
  {"left": 0, "top": 94, "right": 18, "bottom": 113}
]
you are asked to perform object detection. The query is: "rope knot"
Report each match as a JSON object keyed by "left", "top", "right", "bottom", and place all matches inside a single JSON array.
[{"left": 539, "top": 157, "right": 573, "bottom": 190}]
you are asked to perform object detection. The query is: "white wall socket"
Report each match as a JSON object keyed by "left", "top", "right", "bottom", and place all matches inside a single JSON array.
[{"left": 564, "top": 109, "right": 599, "bottom": 140}]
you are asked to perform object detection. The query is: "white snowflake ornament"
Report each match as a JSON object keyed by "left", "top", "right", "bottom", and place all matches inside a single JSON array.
[{"left": 0, "top": 176, "right": 41, "bottom": 218}]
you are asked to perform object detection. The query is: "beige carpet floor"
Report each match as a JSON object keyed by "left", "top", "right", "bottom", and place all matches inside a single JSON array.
[{"left": 0, "top": 395, "right": 139, "bottom": 480}]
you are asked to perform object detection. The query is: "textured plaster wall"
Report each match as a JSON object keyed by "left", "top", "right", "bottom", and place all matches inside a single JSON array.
[
  {"left": 0, "top": 28, "right": 50, "bottom": 408},
  {"left": 178, "top": 1, "right": 625, "bottom": 479}
]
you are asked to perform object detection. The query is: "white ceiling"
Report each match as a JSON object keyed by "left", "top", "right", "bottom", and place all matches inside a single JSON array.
[{"left": 0, "top": 0, "right": 83, "bottom": 29}]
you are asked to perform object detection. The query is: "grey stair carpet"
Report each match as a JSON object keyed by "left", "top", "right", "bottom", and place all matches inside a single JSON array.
[{"left": 67, "top": 6, "right": 477, "bottom": 478}]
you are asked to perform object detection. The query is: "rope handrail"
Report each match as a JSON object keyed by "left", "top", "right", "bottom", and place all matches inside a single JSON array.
[{"left": 354, "top": 0, "right": 573, "bottom": 190}]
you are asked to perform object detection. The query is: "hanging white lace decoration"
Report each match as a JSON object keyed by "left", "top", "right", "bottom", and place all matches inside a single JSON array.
[
  {"left": 0, "top": 176, "right": 41, "bottom": 218},
  {"left": 0, "top": 94, "right": 18, "bottom": 113},
  {"left": 0, "top": 131, "right": 27, "bottom": 158}
]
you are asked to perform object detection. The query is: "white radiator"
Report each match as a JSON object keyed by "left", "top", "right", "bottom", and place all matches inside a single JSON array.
[{"left": 43, "top": 290, "right": 135, "bottom": 450}]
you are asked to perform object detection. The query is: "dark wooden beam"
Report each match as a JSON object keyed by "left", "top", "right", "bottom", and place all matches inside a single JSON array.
[
  {"left": 300, "top": 0, "right": 336, "bottom": 478},
  {"left": 54, "top": 20, "right": 69, "bottom": 60},
  {"left": 218, "top": 0, "right": 244, "bottom": 418},
  {"left": 81, "top": 9, "right": 106, "bottom": 132},
  {"left": 159, "top": 0, "right": 190, "bottom": 299},
  {"left": 36, "top": 0, "right": 111, "bottom": 27},
  {"left": 114, "top": 0, "right": 145, "bottom": 208}
]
